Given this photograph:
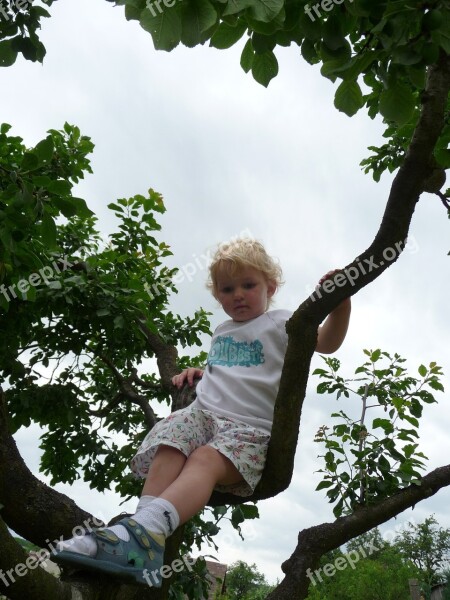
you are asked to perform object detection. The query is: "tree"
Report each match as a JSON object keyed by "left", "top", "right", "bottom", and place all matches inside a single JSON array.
[
  {"left": 224, "top": 560, "right": 268, "bottom": 600},
  {"left": 394, "top": 516, "right": 450, "bottom": 588},
  {"left": 0, "top": 1, "right": 450, "bottom": 600}
]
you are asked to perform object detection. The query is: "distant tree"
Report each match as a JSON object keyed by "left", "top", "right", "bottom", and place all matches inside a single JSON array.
[
  {"left": 306, "top": 532, "right": 421, "bottom": 600},
  {"left": 393, "top": 516, "right": 450, "bottom": 588},
  {"left": 225, "top": 561, "right": 268, "bottom": 600}
]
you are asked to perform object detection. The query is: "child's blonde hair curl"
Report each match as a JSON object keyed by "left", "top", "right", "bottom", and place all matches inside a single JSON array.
[{"left": 207, "top": 238, "right": 284, "bottom": 306}]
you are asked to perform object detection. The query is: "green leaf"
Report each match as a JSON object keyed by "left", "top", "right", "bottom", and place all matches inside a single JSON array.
[
  {"left": 34, "top": 136, "right": 54, "bottom": 163},
  {"left": 391, "top": 45, "right": 422, "bottom": 66},
  {"left": 252, "top": 32, "right": 276, "bottom": 54},
  {"left": 316, "top": 480, "right": 334, "bottom": 490},
  {"left": 372, "top": 418, "right": 394, "bottom": 434},
  {"left": 428, "top": 379, "right": 444, "bottom": 392},
  {"left": 240, "top": 38, "right": 254, "bottom": 73},
  {"left": 125, "top": 3, "right": 143, "bottom": 21},
  {"left": 0, "top": 40, "right": 18, "bottom": 68},
  {"left": 334, "top": 80, "right": 364, "bottom": 117},
  {"left": 47, "top": 179, "right": 73, "bottom": 195},
  {"left": 41, "top": 213, "right": 57, "bottom": 249},
  {"left": 181, "top": 0, "right": 218, "bottom": 47},
  {"left": 210, "top": 20, "right": 247, "bottom": 49},
  {"left": 239, "top": 504, "right": 259, "bottom": 519},
  {"left": 298, "top": 10, "right": 322, "bottom": 41},
  {"left": 418, "top": 364, "right": 427, "bottom": 377},
  {"left": 72, "top": 198, "right": 94, "bottom": 218},
  {"left": 407, "top": 65, "right": 426, "bottom": 89},
  {"left": 231, "top": 506, "right": 246, "bottom": 526},
  {"left": 114, "top": 315, "right": 125, "bottom": 328},
  {"left": 140, "top": 6, "right": 182, "bottom": 52},
  {"left": 251, "top": 50, "right": 278, "bottom": 87},
  {"left": 21, "top": 152, "right": 40, "bottom": 172},
  {"left": 323, "top": 15, "right": 345, "bottom": 51},
  {"left": 222, "top": 0, "right": 254, "bottom": 17},
  {"left": 53, "top": 197, "right": 78, "bottom": 218},
  {"left": 379, "top": 82, "right": 416, "bottom": 125},
  {"left": 248, "top": 0, "right": 284, "bottom": 23},
  {"left": 402, "top": 415, "right": 420, "bottom": 428},
  {"left": 301, "top": 39, "right": 319, "bottom": 65},
  {"left": 371, "top": 349, "right": 381, "bottom": 363},
  {"left": 223, "top": 0, "right": 283, "bottom": 22}
]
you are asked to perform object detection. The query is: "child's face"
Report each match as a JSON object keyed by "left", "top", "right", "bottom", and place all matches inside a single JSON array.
[{"left": 215, "top": 265, "right": 276, "bottom": 322}]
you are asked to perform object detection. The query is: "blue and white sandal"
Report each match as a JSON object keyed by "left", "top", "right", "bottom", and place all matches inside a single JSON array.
[{"left": 53, "top": 517, "right": 165, "bottom": 587}]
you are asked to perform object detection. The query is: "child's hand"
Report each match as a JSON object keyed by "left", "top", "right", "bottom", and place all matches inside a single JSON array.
[
  {"left": 172, "top": 368, "right": 204, "bottom": 389},
  {"left": 318, "top": 269, "right": 342, "bottom": 286}
]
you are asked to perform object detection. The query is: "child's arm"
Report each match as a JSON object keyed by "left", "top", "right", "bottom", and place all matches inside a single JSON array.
[{"left": 315, "top": 270, "right": 351, "bottom": 354}]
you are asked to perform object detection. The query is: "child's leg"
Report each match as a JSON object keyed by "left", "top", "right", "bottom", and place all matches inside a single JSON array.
[
  {"left": 57, "top": 444, "right": 240, "bottom": 556},
  {"left": 140, "top": 444, "right": 188, "bottom": 497},
  {"left": 121, "top": 445, "right": 241, "bottom": 539},
  {"left": 158, "top": 445, "right": 242, "bottom": 524}
]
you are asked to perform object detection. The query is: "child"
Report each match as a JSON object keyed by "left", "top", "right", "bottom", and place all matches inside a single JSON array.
[{"left": 54, "top": 238, "right": 351, "bottom": 587}]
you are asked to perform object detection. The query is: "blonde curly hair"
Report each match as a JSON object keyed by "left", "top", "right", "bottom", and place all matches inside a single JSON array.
[{"left": 207, "top": 238, "right": 283, "bottom": 306}]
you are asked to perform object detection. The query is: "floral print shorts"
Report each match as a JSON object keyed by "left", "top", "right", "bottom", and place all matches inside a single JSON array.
[{"left": 130, "top": 405, "right": 270, "bottom": 497}]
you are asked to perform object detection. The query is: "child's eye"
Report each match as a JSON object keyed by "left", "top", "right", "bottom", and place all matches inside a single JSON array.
[
  {"left": 221, "top": 286, "right": 233, "bottom": 293},
  {"left": 243, "top": 282, "right": 256, "bottom": 289}
]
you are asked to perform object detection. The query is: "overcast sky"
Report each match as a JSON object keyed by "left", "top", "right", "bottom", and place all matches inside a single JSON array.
[{"left": 2, "top": 0, "right": 450, "bottom": 585}]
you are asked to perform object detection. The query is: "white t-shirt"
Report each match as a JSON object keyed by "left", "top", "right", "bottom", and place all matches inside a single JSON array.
[{"left": 192, "top": 309, "right": 292, "bottom": 434}]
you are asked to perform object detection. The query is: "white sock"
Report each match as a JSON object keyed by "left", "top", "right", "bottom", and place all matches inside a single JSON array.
[
  {"left": 56, "top": 496, "right": 165, "bottom": 556},
  {"left": 56, "top": 532, "right": 98, "bottom": 556},
  {"left": 136, "top": 495, "right": 157, "bottom": 512},
  {"left": 133, "top": 498, "right": 180, "bottom": 538},
  {"left": 93, "top": 495, "right": 158, "bottom": 545}
]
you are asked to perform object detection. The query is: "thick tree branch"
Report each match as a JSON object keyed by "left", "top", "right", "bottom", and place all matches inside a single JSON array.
[
  {"left": 259, "top": 53, "right": 450, "bottom": 501},
  {"left": 0, "top": 515, "right": 72, "bottom": 600},
  {"left": 266, "top": 464, "right": 450, "bottom": 600},
  {"left": 0, "top": 389, "right": 103, "bottom": 547},
  {"left": 136, "top": 319, "right": 179, "bottom": 389}
]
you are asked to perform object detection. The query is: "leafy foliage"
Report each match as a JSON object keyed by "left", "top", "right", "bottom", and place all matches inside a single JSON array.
[
  {"left": 313, "top": 350, "right": 444, "bottom": 517},
  {"left": 103, "top": 0, "right": 450, "bottom": 183},
  {"left": 2, "top": 3, "right": 449, "bottom": 192},
  {"left": 305, "top": 529, "right": 422, "bottom": 600},
  {"left": 0, "top": 122, "right": 211, "bottom": 502},
  {"left": 0, "top": 0, "right": 54, "bottom": 66}
]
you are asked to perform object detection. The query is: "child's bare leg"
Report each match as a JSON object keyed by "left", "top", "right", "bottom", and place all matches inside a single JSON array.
[
  {"left": 141, "top": 444, "right": 187, "bottom": 497},
  {"left": 160, "top": 445, "right": 243, "bottom": 524}
]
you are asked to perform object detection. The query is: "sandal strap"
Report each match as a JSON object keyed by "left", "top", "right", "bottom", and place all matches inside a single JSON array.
[{"left": 93, "top": 518, "right": 165, "bottom": 552}]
